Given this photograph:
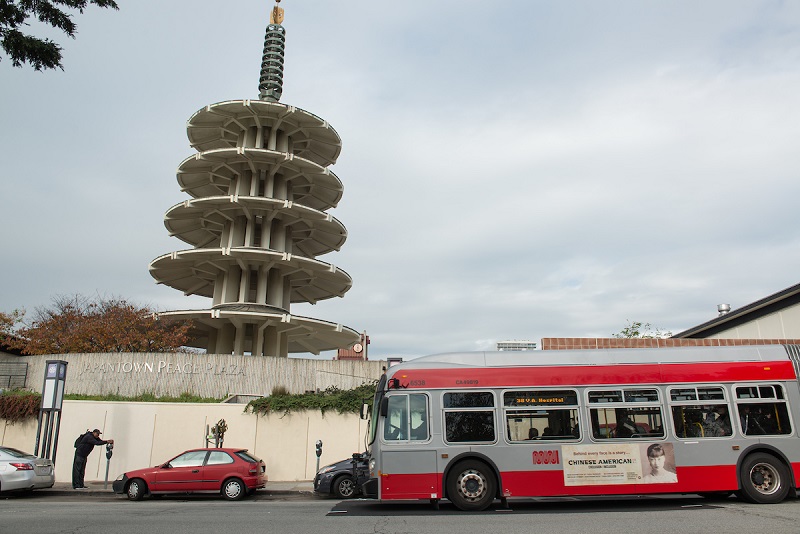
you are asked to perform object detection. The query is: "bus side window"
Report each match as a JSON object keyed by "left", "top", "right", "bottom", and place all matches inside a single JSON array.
[
  {"left": 503, "top": 390, "right": 580, "bottom": 442},
  {"left": 444, "top": 391, "right": 496, "bottom": 443},
  {"left": 736, "top": 384, "right": 793, "bottom": 436},
  {"left": 588, "top": 388, "right": 664, "bottom": 440},
  {"left": 409, "top": 394, "right": 429, "bottom": 441},
  {"left": 669, "top": 387, "right": 732, "bottom": 439}
]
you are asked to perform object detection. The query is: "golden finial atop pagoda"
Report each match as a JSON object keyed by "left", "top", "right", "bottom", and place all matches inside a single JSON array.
[{"left": 270, "top": 0, "right": 284, "bottom": 25}]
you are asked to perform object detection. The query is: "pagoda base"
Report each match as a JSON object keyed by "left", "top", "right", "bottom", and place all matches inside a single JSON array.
[{"left": 159, "top": 308, "right": 359, "bottom": 357}]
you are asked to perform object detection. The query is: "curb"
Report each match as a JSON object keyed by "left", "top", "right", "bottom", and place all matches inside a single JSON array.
[{"left": 41, "top": 482, "right": 315, "bottom": 497}]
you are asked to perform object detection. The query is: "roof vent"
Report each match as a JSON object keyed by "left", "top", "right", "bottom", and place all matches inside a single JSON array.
[{"left": 717, "top": 303, "right": 731, "bottom": 316}]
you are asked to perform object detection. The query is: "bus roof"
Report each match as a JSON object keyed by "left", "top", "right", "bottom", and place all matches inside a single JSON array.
[{"left": 387, "top": 345, "right": 795, "bottom": 375}]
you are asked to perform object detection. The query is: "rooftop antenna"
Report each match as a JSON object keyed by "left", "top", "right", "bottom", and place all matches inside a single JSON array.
[{"left": 259, "top": 0, "right": 286, "bottom": 102}]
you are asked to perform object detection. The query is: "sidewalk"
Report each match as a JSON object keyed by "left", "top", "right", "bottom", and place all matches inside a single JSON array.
[{"left": 43, "top": 479, "right": 314, "bottom": 496}]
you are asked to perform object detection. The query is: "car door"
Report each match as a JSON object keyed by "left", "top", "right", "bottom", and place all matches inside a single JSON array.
[
  {"left": 202, "top": 451, "right": 236, "bottom": 491},
  {"left": 153, "top": 450, "right": 208, "bottom": 492}
]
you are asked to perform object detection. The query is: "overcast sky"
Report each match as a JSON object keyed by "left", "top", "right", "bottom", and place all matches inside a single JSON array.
[{"left": 2, "top": 1, "right": 799, "bottom": 360}]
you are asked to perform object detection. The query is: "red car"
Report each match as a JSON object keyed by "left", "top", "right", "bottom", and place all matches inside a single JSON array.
[{"left": 112, "top": 448, "right": 266, "bottom": 501}]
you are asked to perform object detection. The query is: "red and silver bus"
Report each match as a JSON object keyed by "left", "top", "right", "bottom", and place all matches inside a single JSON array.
[{"left": 361, "top": 344, "right": 800, "bottom": 510}]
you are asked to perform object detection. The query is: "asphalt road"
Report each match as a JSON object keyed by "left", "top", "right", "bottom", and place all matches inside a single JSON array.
[{"left": 3, "top": 492, "right": 800, "bottom": 534}]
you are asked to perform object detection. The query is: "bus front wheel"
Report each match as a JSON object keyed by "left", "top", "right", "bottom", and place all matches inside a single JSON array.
[
  {"left": 446, "top": 460, "right": 496, "bottom": 511},
  {"left": 737, "top": 452, "right": 791, "bottom": 504}
]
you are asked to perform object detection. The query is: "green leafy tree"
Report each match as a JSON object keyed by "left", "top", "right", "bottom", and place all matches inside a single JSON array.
[
  {"left": 3, "top": 294, "right": 193, "bottom": 354},
  {"left": 613, "top": 320, "right": 672, "bottom": 339},
  {"left": 1, "top": 0, "right": 119, "bottom": 71}
]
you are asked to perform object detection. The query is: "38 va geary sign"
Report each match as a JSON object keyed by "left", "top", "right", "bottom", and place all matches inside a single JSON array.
[{"left": 80, "top": 360, "right": 246, "bottom": 376}]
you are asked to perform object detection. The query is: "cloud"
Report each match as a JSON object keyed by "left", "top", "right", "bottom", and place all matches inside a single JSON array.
[{"left": 2, "top": 0, "right": 799, "bottom": 360}]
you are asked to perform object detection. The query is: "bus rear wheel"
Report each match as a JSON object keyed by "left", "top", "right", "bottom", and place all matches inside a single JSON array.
[
  {"left": 446, "top": 460, "right": 496, "bottom": 511},
  {"left": 737, "top": 452, "right": 790, "bottom": 504}
]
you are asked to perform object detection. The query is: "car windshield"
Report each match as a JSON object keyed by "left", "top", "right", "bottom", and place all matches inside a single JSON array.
[{"left": 0, "top": 447, "right": 33, "bottom": 458}]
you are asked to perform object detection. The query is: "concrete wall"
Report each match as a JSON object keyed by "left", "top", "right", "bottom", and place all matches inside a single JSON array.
[
  {"left": 13, "top": 353, "right": 384, "bottom": 397},
  {"left": 1, "top": 400, "right": 367, "bottom": 483}
]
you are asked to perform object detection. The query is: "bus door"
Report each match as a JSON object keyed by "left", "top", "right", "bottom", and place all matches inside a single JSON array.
[
  {"left": 667, "top": 385, "right": 739, "bottom": 491},
  {"left": 380, "top": 393, "right": 438, "bottom": 499}
]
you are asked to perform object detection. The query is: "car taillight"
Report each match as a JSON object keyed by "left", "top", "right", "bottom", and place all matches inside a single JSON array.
[
  {"left": 10, "top": 463, "right": 33, "bottom": 471},
  {"left": 249, "top": 463, "right": 258, "bottom": 474}
]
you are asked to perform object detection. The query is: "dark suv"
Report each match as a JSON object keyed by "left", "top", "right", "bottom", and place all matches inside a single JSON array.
[{"left": 313, "top": 453, "right": 369, "bottom": 499}]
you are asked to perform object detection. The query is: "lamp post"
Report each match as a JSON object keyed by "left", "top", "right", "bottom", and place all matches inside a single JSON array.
[{"left": 34, "top": 360, "right": 68, "bottom": 465}]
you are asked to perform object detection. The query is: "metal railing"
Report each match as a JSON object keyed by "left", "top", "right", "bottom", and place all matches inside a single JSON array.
[{"left": 0, "top": 362, "right": 27, "bottom": 389}]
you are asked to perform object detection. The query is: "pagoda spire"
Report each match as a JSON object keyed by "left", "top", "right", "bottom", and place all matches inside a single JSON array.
[{"left": 259, "top": 1, "right": 286, "bottom": 102}]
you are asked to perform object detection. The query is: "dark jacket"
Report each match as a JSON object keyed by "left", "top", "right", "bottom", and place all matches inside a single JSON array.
[{"left": 76, "top": 433, "right": 107, "bottom": 458}]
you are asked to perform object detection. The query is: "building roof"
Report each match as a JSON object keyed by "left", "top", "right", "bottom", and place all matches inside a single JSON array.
[{"left": 672, "top": 282, "right": 800, "bottom": 338}]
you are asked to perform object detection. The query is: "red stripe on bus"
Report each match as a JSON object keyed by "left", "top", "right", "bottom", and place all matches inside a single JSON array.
[
  {"left": 392, "top": 361, "right": 796, "bottom": 389},
  {"left": 380, "top": 472, "right": 441, "bottom": 500},
  {"left": 379, "top": 465, "right": 747, "bottom": 501},
  {"left": 500, "top": 465, "right": 738, "bottom": 496}
]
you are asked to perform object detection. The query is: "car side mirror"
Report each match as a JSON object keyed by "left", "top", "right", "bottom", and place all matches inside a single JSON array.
[{"left": 161, "top": 462, "right": 172, "bottom": 469}]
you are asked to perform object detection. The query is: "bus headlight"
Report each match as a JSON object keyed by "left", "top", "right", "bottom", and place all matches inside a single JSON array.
[{"left": 369, "top": 458, "right": 376, "bottom": 476}]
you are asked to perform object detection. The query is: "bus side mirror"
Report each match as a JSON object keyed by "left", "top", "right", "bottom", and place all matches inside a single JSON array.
[
  {"left": 380, "top": 397, "right": 389, "bottom": 417},
  {"left": 361, "top": 403, "right": 370, "bottom": 420}
]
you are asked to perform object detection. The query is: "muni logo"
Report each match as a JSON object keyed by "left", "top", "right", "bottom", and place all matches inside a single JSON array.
[{"left": 532, "top": 450, "right": 560, "bottom": 465}]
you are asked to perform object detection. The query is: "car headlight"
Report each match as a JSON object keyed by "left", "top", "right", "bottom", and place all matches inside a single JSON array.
[
  {"left": 318, "top": 465, "right": 336, "bottom": 474},
  {"left": 115, "top": 474, "right": 125, "bottom": 481}
]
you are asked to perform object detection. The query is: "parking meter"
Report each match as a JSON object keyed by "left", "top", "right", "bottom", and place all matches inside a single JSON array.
[
  {"left": 315, "top": 440, "right": 323, "bottom": 473},
  {"left": 104, "top": 443, "right": 114, "bottom": 489}
]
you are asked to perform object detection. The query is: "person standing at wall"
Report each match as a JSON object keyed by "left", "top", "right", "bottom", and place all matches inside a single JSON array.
[{"left": 73, "top": 429, "right": 114, "bottom": 489}]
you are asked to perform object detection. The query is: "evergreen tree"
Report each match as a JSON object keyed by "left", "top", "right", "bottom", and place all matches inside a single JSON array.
[{"left": 1, "top": 0, "right": 119, "bottom": 71}]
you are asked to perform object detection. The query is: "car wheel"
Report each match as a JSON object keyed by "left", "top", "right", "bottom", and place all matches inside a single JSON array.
[
  {"left": 222, "top": 478, "right": 245, "bottom": 501},
  {"left": 737, "top": 452, "right": 790, "bottom": 504},
  {"left": 446, "top": 460, "right": 496, "bottom": 511},
  {"left": 332, "top": 475, "right": 357, "bottom": 499},
  {"left": 127, "top": 478, "right": 146, "bottom": 501}
]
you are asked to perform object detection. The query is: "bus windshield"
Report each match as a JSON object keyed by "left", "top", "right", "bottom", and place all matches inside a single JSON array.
[{"left": 368, "top": 374, "right": 387, "bottom": 446}]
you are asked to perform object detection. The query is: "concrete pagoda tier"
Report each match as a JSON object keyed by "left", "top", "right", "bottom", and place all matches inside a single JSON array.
[{"left": 149, "top": 8, "right": 359, "bottom": 357}]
